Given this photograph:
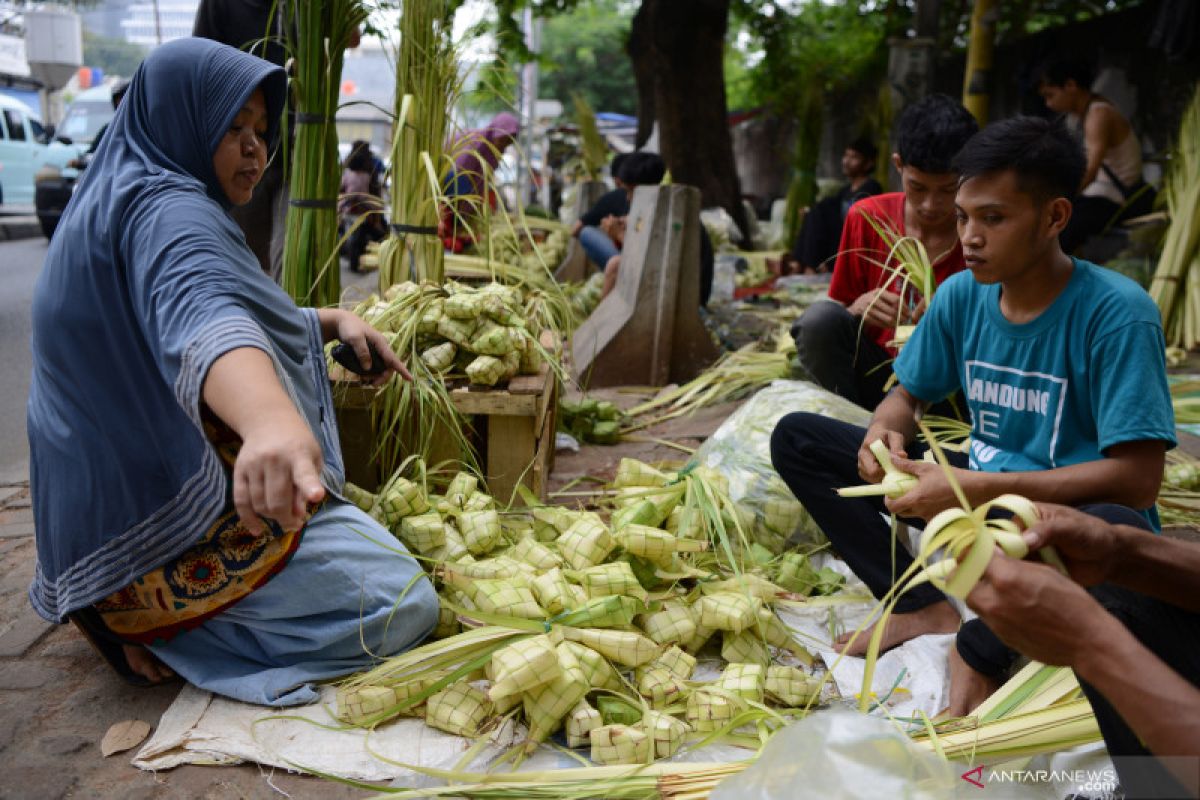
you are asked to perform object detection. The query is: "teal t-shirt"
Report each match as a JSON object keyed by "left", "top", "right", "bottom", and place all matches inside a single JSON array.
[{"left": 894, "top": 259, "right": 1175, "bottom": 525}]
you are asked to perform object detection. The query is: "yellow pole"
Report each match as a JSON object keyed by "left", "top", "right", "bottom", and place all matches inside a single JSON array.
[{"left": 962, "top": 0, "right": 996, "bottom": 124}]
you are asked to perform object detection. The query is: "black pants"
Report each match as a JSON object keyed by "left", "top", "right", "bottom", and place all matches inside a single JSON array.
[
  {"left": 770, "top": 412, "right": 1200, "bottom": 797},
  {"left": 792, "top": 300, "right": 895, "bottom": 411}
]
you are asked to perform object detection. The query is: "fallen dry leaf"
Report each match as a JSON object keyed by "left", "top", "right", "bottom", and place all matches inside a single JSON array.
[{"left": 100, "top": 719, "right": 151, "bottom": 757}]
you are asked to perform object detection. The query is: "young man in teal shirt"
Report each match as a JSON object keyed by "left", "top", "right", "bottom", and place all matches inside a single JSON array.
[{"left": 771, "top": 116, "right": 1175, "bottom": 719}]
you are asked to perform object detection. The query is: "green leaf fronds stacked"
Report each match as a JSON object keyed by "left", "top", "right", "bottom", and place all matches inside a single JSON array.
[
  {"left": 281, "top": 0, "right": 367, "bottom": 307},
  {"left": 1149, "top": 82, "right": 1200, "bottom": 349},
  {"left": 379, "top": 0, "right": 461, "bottom": 289},
  {"left": 622, "top": 330, "right": 795, "bottom": 433}
]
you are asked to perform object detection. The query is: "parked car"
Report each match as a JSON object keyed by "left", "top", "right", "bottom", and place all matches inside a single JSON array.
[
  {"left": 0, "top": 94, "right": 52, "bottom": 210},
  {"left": 34, "top": 85, "right": 116, "bottom": 239}
]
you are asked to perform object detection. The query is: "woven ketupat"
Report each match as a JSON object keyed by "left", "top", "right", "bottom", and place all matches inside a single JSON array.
[
  {"left": 666, "top": 505, "right": 703, "bottom": 539},
  {"left": 565, "top": 699, "right": 602, "bottom": 747},
  {"left": 641, "top": 709, "right": 691, "bottom": 759},
  {"left": 721, "top": 629, "right": 771, "bottom": 667},
  {"left": 716, "top": 662, "right": 765, "bottom": 703},
  {"left": 560, "top": 640, "right": 622, "bottom": 691},
  {"left": 653, "top": 644, "right": 697, "bottom": 679},
  {"left": 531, "top": 506, "right": 575, "bottom": 541},
  {"left": 421, "top": 341, "right": 457, "bottom": 372},
  {"left": 522, "top": 642, "right": 590, "bottom": 744},
  {"left": 590, "top": 724, "right": 651, "bottom": 765},
  {"left": 765, "top": 665, "right": 819, "bottom": 706},
  {"left": 561, "top": 627, "right": 659, "bottom": 667},
  {"left": 509, "top": 537, "right": 563, "bottom": 570},
  {"left": 378, "top": 476, "right": 429, "bottom": 525},
  {"left": 446, "top": 557, "right": 529, "bottom": 580},
  {"left": 433, "top": 522, "right": 469, "bottom": 561},
  {"left": 557, "top": 595, "right": 640, "bottom": 628},
  {"left": 488, "top": 635, "right": 561, "bottom": 701},
  {"left": 610, "top": 499, "right": 660, "bottom": 531},
  {"left": 612, "top": 458, "right": 670, "bottom": 488},
  {"left": 336, "top": 684, "right": 399, "bottom": 726},
  {"left": 555, "top": 514, "right": 615, "bottom": 570},
  {"left": 616, "top": 525, "right": 706, "bottom": 567},
  {"left": 426, "top": 682, "right": 494, "bottom": 737},
  {"left": 399, "top": 512, "right": 445, "bottom": 553},
  {"left": 635, "top": 665, "right": 686, "bottom": 707},
  {"left": 530, "top": 567, "right": 576, "bottom": 615},
  {"left": 449, "top": 574, "right": 545, "bottom": 620},
  {"left": 685, "top": 687, "right": 738, "bottom": 733},
  {"left": 445, "top": 472, "right": 478, "bottom": 508},
  {"left": 433, "top": 598, "right": 459, "bottom": 638},
  {"left": 697, "top": 591, "right": 762, "bottom": 633},
  {"left": 443, "top": 290, "right": 483, "bottom": 319},
  {"left": 639, "top": 601, "right": 698, "bottom": 646},
  {"left": 683, "top": 620, "right": 716, "bottom": 654},
  {"left": 463, "top": 491, "right": 496, "bottom": 511},
  {"left": 459, "top": 509, "right": 503, "bottom": 555},
  {"left": 574, "top": 562, "right": 648, "bottom": 603}
]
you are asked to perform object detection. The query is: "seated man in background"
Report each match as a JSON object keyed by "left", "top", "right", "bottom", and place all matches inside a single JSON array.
[
  {"left": 784, "top": 137, "right": 883, "bottom": 274},
  {"left": 1037, "top": 57, "right": 1152, "bottom": 255},
  {"left": 593, "top": 152, "right": 714, "bottom": 307},
  {"left": 968, "top": 505, "right": 1200, "bottom": 797},
  {"left": 772, "top": 115, "right": 1174, "bottom": 718},
  {"left": 572, "top": 152, "right": 631, "bottom": 269},
  {"left": 792, "top": 94, "right": 978, "bottom": 411}
]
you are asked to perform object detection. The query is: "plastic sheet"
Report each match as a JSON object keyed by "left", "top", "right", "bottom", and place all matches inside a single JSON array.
[
  {"left": 695, "top": 380, "right": 871, "bottom": 550},
  {"left": 709, "top": 709, "right": 958, "bottom": 800}
]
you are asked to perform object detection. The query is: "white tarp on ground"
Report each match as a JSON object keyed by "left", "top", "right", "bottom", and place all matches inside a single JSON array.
[
  {"left": 131, "top": 574, "right": 948, "bottom": 784},
  {"left": 135, "top": 380, "right": 1111, "bottom": 794}
]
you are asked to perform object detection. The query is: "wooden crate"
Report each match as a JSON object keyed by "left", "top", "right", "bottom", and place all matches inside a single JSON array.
[{"left": 333, "top": 352, "right": 558, "bottom": 504}]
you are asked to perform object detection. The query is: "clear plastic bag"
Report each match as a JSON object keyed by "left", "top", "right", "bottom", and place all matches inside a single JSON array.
[
  {"left": 709, "top": 709, "right": 958, "bottom": 800},
  {"left": 695, "top": 380, "right": 871, "bottom": 551}
]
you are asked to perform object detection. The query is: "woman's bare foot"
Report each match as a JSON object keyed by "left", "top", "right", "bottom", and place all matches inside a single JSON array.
[
  {"left": 835, "top": 600, "right": 961, "bottom": 656},
  {"left": 122, "top": 644, "right": 175, "bottom": 684},
  {"left": 944, "top": 646, "right": 1001, "bottom": 718}
]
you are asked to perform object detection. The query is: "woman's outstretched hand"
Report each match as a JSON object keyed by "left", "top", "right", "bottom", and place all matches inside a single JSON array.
[
  {"left": 232, "top": 412, "right": 325, "bottom": 534},
  {"left": 203, "top": 346, "right": 328, "bottom": 534},
  {"left": 320, "top": 308, "right": 412, "bottom": 385}
]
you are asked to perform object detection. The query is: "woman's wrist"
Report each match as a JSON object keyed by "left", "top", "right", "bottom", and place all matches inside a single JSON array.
[{"left": 316, "top": 308, "right": 347, "bottom": 342}]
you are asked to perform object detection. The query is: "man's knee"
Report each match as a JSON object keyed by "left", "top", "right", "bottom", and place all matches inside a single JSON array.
[
  {"left": 770, "top": 412, "right": 837, "bottom": 468},
  {"left": 793, "top": 300, "right": 853, "bottom": 345}
]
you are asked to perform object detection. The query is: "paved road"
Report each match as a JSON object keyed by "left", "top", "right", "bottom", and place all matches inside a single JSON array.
[{"left": 0, "top": 237, "right": 47, "bottom": 480}]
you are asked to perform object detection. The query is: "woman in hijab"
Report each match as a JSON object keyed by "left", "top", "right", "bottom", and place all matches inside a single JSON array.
[{"left": 27, "top": 38, "right": 439, "bottom": 706}]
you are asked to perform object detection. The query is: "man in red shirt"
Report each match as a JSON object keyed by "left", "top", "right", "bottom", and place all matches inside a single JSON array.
[{"left": 793, "top": 94, "right": 979, "bottom": 410}]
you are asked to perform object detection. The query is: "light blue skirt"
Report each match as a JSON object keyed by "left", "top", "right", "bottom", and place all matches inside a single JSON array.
[{"left": 148, "top": 501, "right": 439, "bottom": 706}]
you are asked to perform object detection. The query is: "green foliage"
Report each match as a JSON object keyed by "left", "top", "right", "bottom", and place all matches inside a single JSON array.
[
  {"left": 540, "top": 0, "right": 637, "bottom": 115},
  {"left": 82, "top": 29, "right": 147, "bottom": 78}
]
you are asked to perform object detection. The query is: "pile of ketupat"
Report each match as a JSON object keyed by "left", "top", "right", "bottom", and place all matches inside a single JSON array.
[
  {"left": 350, "top": 279, "right": 551, "bottom": 388},
  {"left": 334, "top": 456, "right": 845, "bottom": 765}
]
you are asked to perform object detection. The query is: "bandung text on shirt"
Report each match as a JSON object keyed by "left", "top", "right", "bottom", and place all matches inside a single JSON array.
[{"left": 963, "top": 361, "right": 1068, "bottom": 470}]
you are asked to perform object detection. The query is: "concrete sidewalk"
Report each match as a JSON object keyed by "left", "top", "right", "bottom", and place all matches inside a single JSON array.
[{"left": 0, "top": 216, "right": 42, "bottom": 243}]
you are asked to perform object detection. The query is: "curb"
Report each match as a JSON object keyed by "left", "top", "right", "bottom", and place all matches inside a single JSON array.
[{"left": 0, "top": 217, "right": 43, "bottom": 242}]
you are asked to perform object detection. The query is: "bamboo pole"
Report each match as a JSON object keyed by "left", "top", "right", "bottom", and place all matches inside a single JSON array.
[{"left": 961, "top": 0, "right": 996, "bottom": 124}]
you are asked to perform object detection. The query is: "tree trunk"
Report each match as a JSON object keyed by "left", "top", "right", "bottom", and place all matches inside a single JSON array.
[
  {"left": 627, "top": 3, "right": 657, "bottom": 149},
  {"left": 627, "top": 0, "right": 748, "bottom": 239}
]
